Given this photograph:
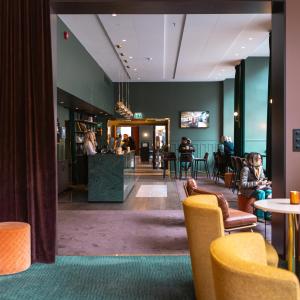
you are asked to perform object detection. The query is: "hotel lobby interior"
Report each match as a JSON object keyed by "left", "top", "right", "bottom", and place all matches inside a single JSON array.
[{"left": 1, "top": 1, "right": 300, "bottom": 299}]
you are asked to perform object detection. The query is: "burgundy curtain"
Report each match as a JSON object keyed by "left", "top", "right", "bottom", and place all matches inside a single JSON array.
[{"left": 0, "top": 0, "right": 57, "bottom": 263}]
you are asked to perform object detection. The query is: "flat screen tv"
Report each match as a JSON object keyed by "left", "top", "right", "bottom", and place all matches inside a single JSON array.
[{"left": 180, "top": 111, "right": 209, "bottom": 128}]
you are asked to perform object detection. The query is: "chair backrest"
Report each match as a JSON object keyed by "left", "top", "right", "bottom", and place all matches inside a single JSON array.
[
  {"left": 210, "top": 233, "right": 300, "bottom": 300},
  {"left": 204, "top": 152, "right": 209, "bottom": 160},
  {"left": 231, "top": 156, "right": 237, "bottom": 170},
  {"left": 235, "top": 156, "right": 244, "bottom": 171},
  {"left": 183, "top": 195, "right": 224, "bottom": 300},
  {"left": 163, "top": 151, "right": 176, "bottom": 160},
  {"left": 185, "top": 179, "right": 230, "bottom": 220}
]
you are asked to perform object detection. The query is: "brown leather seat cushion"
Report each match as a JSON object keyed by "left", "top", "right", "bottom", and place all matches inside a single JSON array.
[{"left": 224, "top": 208, "right": 257, "bottom": 229}]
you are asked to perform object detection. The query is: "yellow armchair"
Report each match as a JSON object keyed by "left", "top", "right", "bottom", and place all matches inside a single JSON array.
[
  {"left": 183, "top": 195, "right": 279, "bottom": 300},
  {"left": 210, "top": 233, "right": 300, "bottom": 300}
]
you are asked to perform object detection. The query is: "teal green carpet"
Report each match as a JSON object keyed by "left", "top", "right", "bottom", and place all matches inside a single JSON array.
[{"left": 0, "top": 256, "right": 195, "bottom": 300}]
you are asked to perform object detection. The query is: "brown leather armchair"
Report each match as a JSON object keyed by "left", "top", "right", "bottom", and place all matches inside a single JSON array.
[{"left": 184, "top": 179, "right": 257, "bottom": 232}]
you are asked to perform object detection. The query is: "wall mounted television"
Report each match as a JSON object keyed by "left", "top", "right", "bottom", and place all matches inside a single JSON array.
[{"left": 180, "top": 111, "right": 209, "bottom": 128}]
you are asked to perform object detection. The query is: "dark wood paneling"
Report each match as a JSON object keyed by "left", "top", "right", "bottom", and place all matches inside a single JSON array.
[
  {"left": 271, "top": 0, "right": 286, "bottom": 256},
  {"left": 51, "top": 0, "right": 271, "bottom": 14}
]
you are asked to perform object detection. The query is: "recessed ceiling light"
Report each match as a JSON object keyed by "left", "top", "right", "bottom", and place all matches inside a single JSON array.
[
  {"left": 126, "top": 66, "right": 130, "bottom": 69},
  {"left": 122, "top": 39, "right": 127, "bottom": 42},
  {"left": 241, "top": 46, "right": 246, "bottom": 49},
  {"left": 123, "top": 59, "right": 128, "bottom": 63},
  {"left": 248, "top": 37, "right": 253, "bottom": 41},
  {"left": 75, "top": 107, "right": 79, "bottom": 110},
  {"left": 129, "top": 56, "right": 133, "bottom": 59},
  {"left": 116, "top": 44, "right": 121, "bottom": 49},
  {"left": 120, "top": 53, "right": 124, "bottom": 56},
  {"left": 133, "top": 68, "right": 137, "bottom": 71},
  {"left": 137, "top": 77, "right": 141, "bottom": 80},
  {"left": 60, "top": 101, "right": 64, "bottom": 104},
  {"left": 112, "top": 14, "right": 117, "bottom": 17}
]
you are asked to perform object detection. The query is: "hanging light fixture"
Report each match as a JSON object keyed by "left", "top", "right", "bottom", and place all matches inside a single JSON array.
[{"left": 115, "top": 76, "right": 133, "bottom": 118}]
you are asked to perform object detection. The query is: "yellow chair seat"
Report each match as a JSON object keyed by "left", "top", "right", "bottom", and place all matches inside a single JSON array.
[{"left": 210, "top": 233, "right": 300, "bottom": 300}]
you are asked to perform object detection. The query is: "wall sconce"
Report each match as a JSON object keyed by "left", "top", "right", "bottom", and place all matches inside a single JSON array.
[
  {"left": 143, "top": 132, "right": 149, "bottom": 137},
  {"left": 233, "top": 111, "right": 239, "bottom": 122},
  {"left": 269, "top": 98, "right": 273, "bottom": 104}
]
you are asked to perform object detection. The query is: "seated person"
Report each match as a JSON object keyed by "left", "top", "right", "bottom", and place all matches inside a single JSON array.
[
  {"left": 224, "top": 136, "right": 234, "bottom": 156},
  {"left": 84, "top": 131, "right": 97, "bottom": 156},
  {"left": 240, "top": 152, "right": 272, "bottom": 219},
  {"left": 224, "top": 136, "right": 234, "bottom": 171},
  {"left": 179, "top": 137, "right": 195, "bottom": 169},
  {"left": 218, "top": 135, "right": 226, "bottom": 155}
]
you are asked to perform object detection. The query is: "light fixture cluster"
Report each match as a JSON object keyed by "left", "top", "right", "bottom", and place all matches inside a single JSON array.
[
  {"left": 115, "top": 100, "right": 133, "bottom": 118},
  {"left": 115, "top": 82, "right": 133, "bottom": 119}
]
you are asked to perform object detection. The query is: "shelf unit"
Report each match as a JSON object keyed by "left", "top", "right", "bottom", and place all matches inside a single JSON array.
[{"left": 66, "top": 117, "right": 101, "bottom": 184}]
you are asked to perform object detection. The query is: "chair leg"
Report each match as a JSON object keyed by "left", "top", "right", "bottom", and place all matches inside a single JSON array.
[{"left": 207, "top": 162, "right": 211, "bottom": 179}]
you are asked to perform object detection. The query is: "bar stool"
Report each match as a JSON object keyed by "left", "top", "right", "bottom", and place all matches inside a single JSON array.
[
  {"left": 193, "top": 152, "right": 210, "bottom": 179},
  {"left": 179, "top": 154, "right": 194, "bottom": 179},
  {"left": 162, "top": 152, "right": 177, "bottom": 179}
]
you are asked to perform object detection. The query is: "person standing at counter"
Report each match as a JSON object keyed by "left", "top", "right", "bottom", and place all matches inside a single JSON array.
[
  {"left": 115, "top": 134, "right": 122, "bottom": 148},
  {"left": 84, "top": 131, "right": 97, "bottom": 155},
  {"left": 122, "top": 134, "right": 136, "bottom": 151}
]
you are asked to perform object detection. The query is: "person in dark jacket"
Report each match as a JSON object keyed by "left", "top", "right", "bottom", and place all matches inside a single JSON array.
[
  {"left": 178, "top": 137, "right": 195, "bottom": 172},
  {"left": 240, "top": 152, "right": 272, "bottom": 219}
]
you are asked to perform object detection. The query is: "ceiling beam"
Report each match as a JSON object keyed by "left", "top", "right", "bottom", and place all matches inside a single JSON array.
[
  {"left": 96, "top": 15, "right": 131, "bottom": 80},
  {"left": 173, "top": 14, "right": 186, "bottom": 80},
  {"left": 51, "top": 1, "right": 271, "bottom": 14}
]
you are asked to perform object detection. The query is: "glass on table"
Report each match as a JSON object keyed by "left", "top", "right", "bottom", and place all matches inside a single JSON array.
[{"left": 290, "top": 191, "right": 300, "bottom": 205}]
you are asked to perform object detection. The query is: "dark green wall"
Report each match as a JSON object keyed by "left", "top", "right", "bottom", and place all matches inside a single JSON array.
[
  {"left": 244, "top": 57, "right": 269, "bottom": 155},
  {"left": 128, "top": 82, "right": 222, "bottom": 162},
  {"left": 223, "top": 79, "right": 235, "bottom": 139},
  {"left": 57, "top": 18, "right": 114, "bottom": 114}
]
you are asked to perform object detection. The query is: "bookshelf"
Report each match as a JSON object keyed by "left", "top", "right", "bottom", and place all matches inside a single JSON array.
[{"left": 66, "top": 112, "right": 102, "bottom": 184}]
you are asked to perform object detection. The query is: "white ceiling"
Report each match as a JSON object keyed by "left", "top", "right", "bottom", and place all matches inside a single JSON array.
[{"left": 59, "top": 14, "right": 271, "bottom": 82}]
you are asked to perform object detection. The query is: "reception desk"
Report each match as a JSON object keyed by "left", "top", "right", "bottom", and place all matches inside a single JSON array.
[{"left": 88, "top": 151, "right": 135, "bottom": 202}]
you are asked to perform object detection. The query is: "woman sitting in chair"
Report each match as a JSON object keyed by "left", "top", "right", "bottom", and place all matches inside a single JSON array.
[{"left": 240, "top": 152, "right": 272, "bottom": 219}]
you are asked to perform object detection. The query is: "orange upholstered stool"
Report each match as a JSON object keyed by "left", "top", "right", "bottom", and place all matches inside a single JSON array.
[
  {"left": 0, "top": 222, "right": 31, "bottom": 275},
  {"left": 237, "top": 194, "right": 256, "bottom": 214}
]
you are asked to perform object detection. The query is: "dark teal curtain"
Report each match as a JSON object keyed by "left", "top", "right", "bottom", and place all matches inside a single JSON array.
[
  {"left": 234, "top": 60, "right": 245, "bottom": 157},
  {"left": 266, "top": 32, "right": 272, "bottom": 178}
]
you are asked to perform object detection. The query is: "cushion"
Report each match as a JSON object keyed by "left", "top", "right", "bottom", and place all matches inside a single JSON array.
[{"left": 224, "top": 208, "right": 257, "bottom": 229}]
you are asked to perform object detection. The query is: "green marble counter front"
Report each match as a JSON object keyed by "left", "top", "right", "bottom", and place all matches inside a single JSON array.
[{"left": 88, "top": 151, "right": 135, "bottom": 202}]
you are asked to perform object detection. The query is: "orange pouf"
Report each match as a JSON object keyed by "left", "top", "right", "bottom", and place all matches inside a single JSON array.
[
  {"left": 224, "top": 172, "right": 234, "bottom": 188},
  {"left": 0, "top": 222, "right": 31, "bottom": 275},
  {"left": 237, "top": 194, "right": 256, "bottom": 214}
]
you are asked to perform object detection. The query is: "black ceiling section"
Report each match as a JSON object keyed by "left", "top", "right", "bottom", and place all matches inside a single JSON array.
[
  {"left": 51, "top": 1, "right": 271, "bottom": 14},
  {"left": 57, "top": 88, "right": 111, "bottom": 116}
]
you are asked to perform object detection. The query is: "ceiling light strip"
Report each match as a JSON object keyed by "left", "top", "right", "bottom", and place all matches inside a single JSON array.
[
  {"left": 173, "top": 14, "right": 186, "bottom": 80},
  {"left": 96, "top": 15, "right": 131, "bottom": 80}
]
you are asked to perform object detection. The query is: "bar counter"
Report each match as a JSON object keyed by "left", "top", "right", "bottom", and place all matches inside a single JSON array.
[{"left": 88, "top": 151, "right": 135, "bottom": 202}]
